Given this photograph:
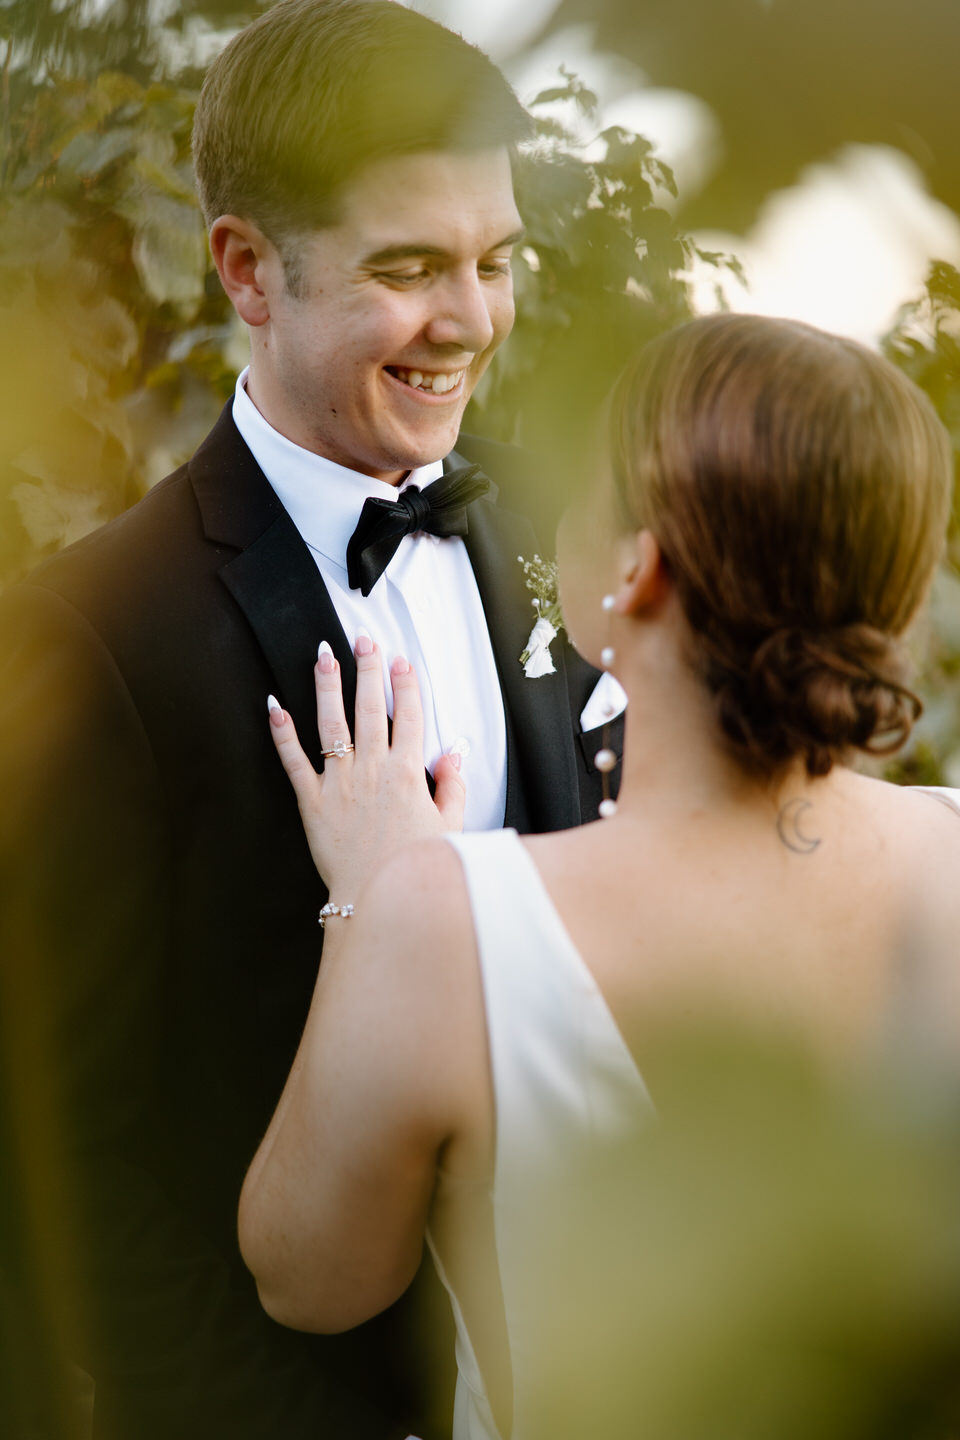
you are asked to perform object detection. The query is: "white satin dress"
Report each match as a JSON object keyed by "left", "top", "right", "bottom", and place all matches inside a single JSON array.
[{"left": 425, "top": 830, "right": 654, "bottom": 1440}]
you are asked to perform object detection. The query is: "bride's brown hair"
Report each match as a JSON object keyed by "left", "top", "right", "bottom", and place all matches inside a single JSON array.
[{"left": 611, "top": 313, "right": 954, "bottom": 777}]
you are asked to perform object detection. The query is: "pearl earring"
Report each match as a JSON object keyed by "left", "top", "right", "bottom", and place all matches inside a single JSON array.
[{"left": 597, "top": 594, "right": 618, "bottom": 819}]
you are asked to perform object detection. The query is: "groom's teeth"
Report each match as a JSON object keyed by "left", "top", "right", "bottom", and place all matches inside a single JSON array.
[{"left": 390, "top": 367, "right": 463, "bottom": 394}]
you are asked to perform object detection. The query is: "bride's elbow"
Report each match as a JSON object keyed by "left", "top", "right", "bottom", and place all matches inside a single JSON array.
[
  {"left": 239, "top": 1228, "right": 344, "bottom": 1333},
  {"left": 237, "top": 1185, "right": 273, "bottom": 1286},
  {"left": 251, "top": 1267, "right": 408, "bottom": 1334},
  {"left": 238, "top": 1178, "right": 425, "bottom": 1333},
  {"left": 237, "top": 1194, "right": 314, "bottom": 1327},
  {"left": 253, "top": 1277, "right": 356, "bottom": 1334},
  {"left": 241, "top": 1226, "right": 422, "bottom": 1333}
]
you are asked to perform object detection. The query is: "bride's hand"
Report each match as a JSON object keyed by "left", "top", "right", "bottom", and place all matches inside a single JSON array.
[{"left": 266, "top": 633, "right": 466, "bottom": 899}]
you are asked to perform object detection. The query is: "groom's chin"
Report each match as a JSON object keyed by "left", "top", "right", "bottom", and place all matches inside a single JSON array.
[
  {"left": 390, "top": 421, "right": 466, "bottom": 471},
  {"left": 378, "top": 389, "right": 476, "bottom": 469}
]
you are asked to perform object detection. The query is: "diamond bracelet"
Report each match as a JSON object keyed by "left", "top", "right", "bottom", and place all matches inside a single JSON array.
[{"left": 319, "top": 901, "right": 355, "bottom": 929}]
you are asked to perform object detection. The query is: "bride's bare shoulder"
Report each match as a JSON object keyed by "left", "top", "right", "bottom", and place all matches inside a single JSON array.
[
  {"left": 850, "top": 775, "right": 960, "bottom": 972},
  {"left": 840, "top": 773, "right": 960, "bottom": 890},
  {"left": 849, "top": 773, "right": 960, "bottom": 845}
]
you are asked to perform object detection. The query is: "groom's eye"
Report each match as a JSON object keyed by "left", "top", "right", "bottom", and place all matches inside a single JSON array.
[{"left": 375, "top": 269, "right": 430, "bottom": 287}]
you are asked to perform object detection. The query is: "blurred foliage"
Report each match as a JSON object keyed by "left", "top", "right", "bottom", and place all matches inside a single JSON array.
[
  {"left": 0, "top": 64, "right": 244, "bottom": 585},
  {"left": 522, "top": 1014, "right": 960, "bottom": 1439},
  {"left": 880, "top": 262, "right": 960, "bottom": 787},
  {"left": 0, "top": 1, "right": 264, "bottom": 84},
  {"left": 883, "top": 262, "right": 960, "bottom": 558},
  {"left": 470, "top": 71, "right": 732, "bottom": 482},
  {"left": 0, "top": 1, "right": 263, "bottom": 584},
  {"left": 549, "top": 0, "right": 960, "bottom": 234},
  {"left": 2, "top": 0, "right": 157, "bottom": 81}
]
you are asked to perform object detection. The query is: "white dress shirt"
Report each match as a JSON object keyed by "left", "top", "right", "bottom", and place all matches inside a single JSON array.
[{"left": 233, "top": 369, "right": 507, "bottom": 831}]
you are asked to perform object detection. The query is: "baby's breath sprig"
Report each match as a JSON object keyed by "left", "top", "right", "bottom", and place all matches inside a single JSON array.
[{"left": 518, "top": 554, "right": 564, "bottom": 665}]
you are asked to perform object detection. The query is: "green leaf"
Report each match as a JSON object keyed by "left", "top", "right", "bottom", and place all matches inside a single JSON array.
[
  {"left": 10, "top": 477, "right": 112, "bottom": 551},
  {"left": 928, "top": 260, "right": 960, "bottom": 311},
  {"left": 57, "top": 125, "right": 139, "bottom": 177},
  {"left": 94, "top": 70, "right": 144, "bottom": 114},
  {"left": 649, "top": 156, "right": 679, "bottom": 200},
  {"left": 532, "top": 85, "right": 580, "bottom": 107},
  {"left": 128, "top": 192, "right": 206, "bottom": 312},
  {"left": 531, "top": 67, "right": 598, "bottom": 116}
]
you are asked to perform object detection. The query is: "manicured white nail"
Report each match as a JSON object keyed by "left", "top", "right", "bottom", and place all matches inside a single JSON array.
[
  {"left": 354, "top": 626, "right": 373, "bottom": 658},
  {"left": 267, "top": 694, "right": 282, "bottom": 714},
  {"left": 318, "top": 640, "right": 333, "bottom": 660}
]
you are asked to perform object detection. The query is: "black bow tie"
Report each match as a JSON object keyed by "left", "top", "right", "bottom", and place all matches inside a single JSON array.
[{"left": 346, "top": 463, "right": 490, "bottom": 596}]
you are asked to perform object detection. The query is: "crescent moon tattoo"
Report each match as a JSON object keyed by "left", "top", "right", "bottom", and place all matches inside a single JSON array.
[{"left": 776, "top": 797, "right": 822, "bottom": 855}]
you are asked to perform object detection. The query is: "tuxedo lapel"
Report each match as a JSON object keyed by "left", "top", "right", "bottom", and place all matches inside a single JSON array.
[
  {"left": 219, "top": 523, "right": 357, "bottom": 771},
  {"left": 189, "top": 404, "right": 356, "bottom": 770},
  {"left": 459, "top": 478, "right": 581, "bottom": 834}
]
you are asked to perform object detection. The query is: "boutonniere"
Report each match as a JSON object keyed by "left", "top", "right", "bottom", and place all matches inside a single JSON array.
[{"left": 518, "top": 554, "right": 564, "bottom": 678}]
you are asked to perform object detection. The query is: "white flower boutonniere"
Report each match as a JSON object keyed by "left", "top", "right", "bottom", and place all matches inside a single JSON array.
[{"left": 518, "top": 554, "right": 564, "bottom": 678}]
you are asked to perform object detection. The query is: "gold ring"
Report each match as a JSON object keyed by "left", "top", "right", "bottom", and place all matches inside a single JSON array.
[{"left": 321, "top": 740, "right": 354, "bottom": 759}]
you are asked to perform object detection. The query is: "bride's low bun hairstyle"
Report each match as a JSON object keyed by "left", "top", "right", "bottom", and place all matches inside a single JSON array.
[
  {"left": 697, "top": 617, "right": 921, "bottom": 778},
  {"left": 611, "top": 314, "right": 953, "bottom": 777}
]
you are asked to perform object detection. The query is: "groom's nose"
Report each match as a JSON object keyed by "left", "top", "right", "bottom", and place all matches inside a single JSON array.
[{"left": 423, "top": 269, "right": 502, "bottom": 355}]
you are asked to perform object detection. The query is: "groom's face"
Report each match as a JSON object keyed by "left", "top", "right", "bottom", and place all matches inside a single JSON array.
[{"left": 248, "top": 147, "right": 522, "bottom": 483}]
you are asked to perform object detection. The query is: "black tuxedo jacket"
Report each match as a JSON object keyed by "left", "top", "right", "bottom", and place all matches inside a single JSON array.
[{"left": 0, "top": 406, "right": 620, "bottom": 1440}]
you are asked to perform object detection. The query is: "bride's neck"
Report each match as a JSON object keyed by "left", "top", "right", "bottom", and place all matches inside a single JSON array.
[{"left": 611, "top": 627, "right": 796, "bottom": 820}]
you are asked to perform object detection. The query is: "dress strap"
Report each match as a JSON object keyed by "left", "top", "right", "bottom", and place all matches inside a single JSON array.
[{"left": 910, "top": 785, "right": 960, "bottom": 819}]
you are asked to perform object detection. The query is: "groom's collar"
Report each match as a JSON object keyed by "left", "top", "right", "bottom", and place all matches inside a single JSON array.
[
  {"left": 189, "top": 400, "right": 488, "bottom": 552},
  {"left": 230, "top": 367, "right": 445, "bottom": 566}
]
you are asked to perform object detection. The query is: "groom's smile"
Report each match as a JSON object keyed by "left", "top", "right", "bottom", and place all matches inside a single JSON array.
[
  {"left": 383, "top": 365, "right": 466, "bottom": 397},
  {"left": 233, "top": 146, "right": 523, "bottom": 484}
]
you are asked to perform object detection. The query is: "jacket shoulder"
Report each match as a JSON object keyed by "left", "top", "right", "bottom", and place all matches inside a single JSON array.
[{"left": 18, "top": 402, "right": 251, "bottom": 615}]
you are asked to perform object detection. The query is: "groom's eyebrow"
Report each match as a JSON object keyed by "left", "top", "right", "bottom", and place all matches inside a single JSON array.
[{"left": 361, "top": 229, "right": 526, "bottom": 266}]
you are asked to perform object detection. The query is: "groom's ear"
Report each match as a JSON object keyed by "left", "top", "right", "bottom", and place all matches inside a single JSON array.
[
  {"left": 209, "top": 215, "right": 279, "bottom": 327},
  {"left": 615, "top": 529, "right": 672, "bottom": 617}
]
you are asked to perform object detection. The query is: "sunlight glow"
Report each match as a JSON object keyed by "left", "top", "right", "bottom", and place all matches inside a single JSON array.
[{"left": 689, "top": 146, "right": 960, "bottom": 343}]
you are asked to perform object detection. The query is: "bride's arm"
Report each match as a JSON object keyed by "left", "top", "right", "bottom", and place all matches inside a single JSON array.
[
  {"left": 239, "top": 840, "right": 479, "bottom": 1332},
  {"left": 238, "top": 642, "right": 484, "bottom": 1333}
]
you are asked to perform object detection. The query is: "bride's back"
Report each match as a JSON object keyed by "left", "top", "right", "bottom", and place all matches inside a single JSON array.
[
  {"left": 437, "top": 316, "right": 960, "bottom": 1438},
  {"left": 541, "top": 312, "right": 959, "bottom": 1072},
  {"left": 530, "top": 771, "right": 960, "bottom": 1076}
]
